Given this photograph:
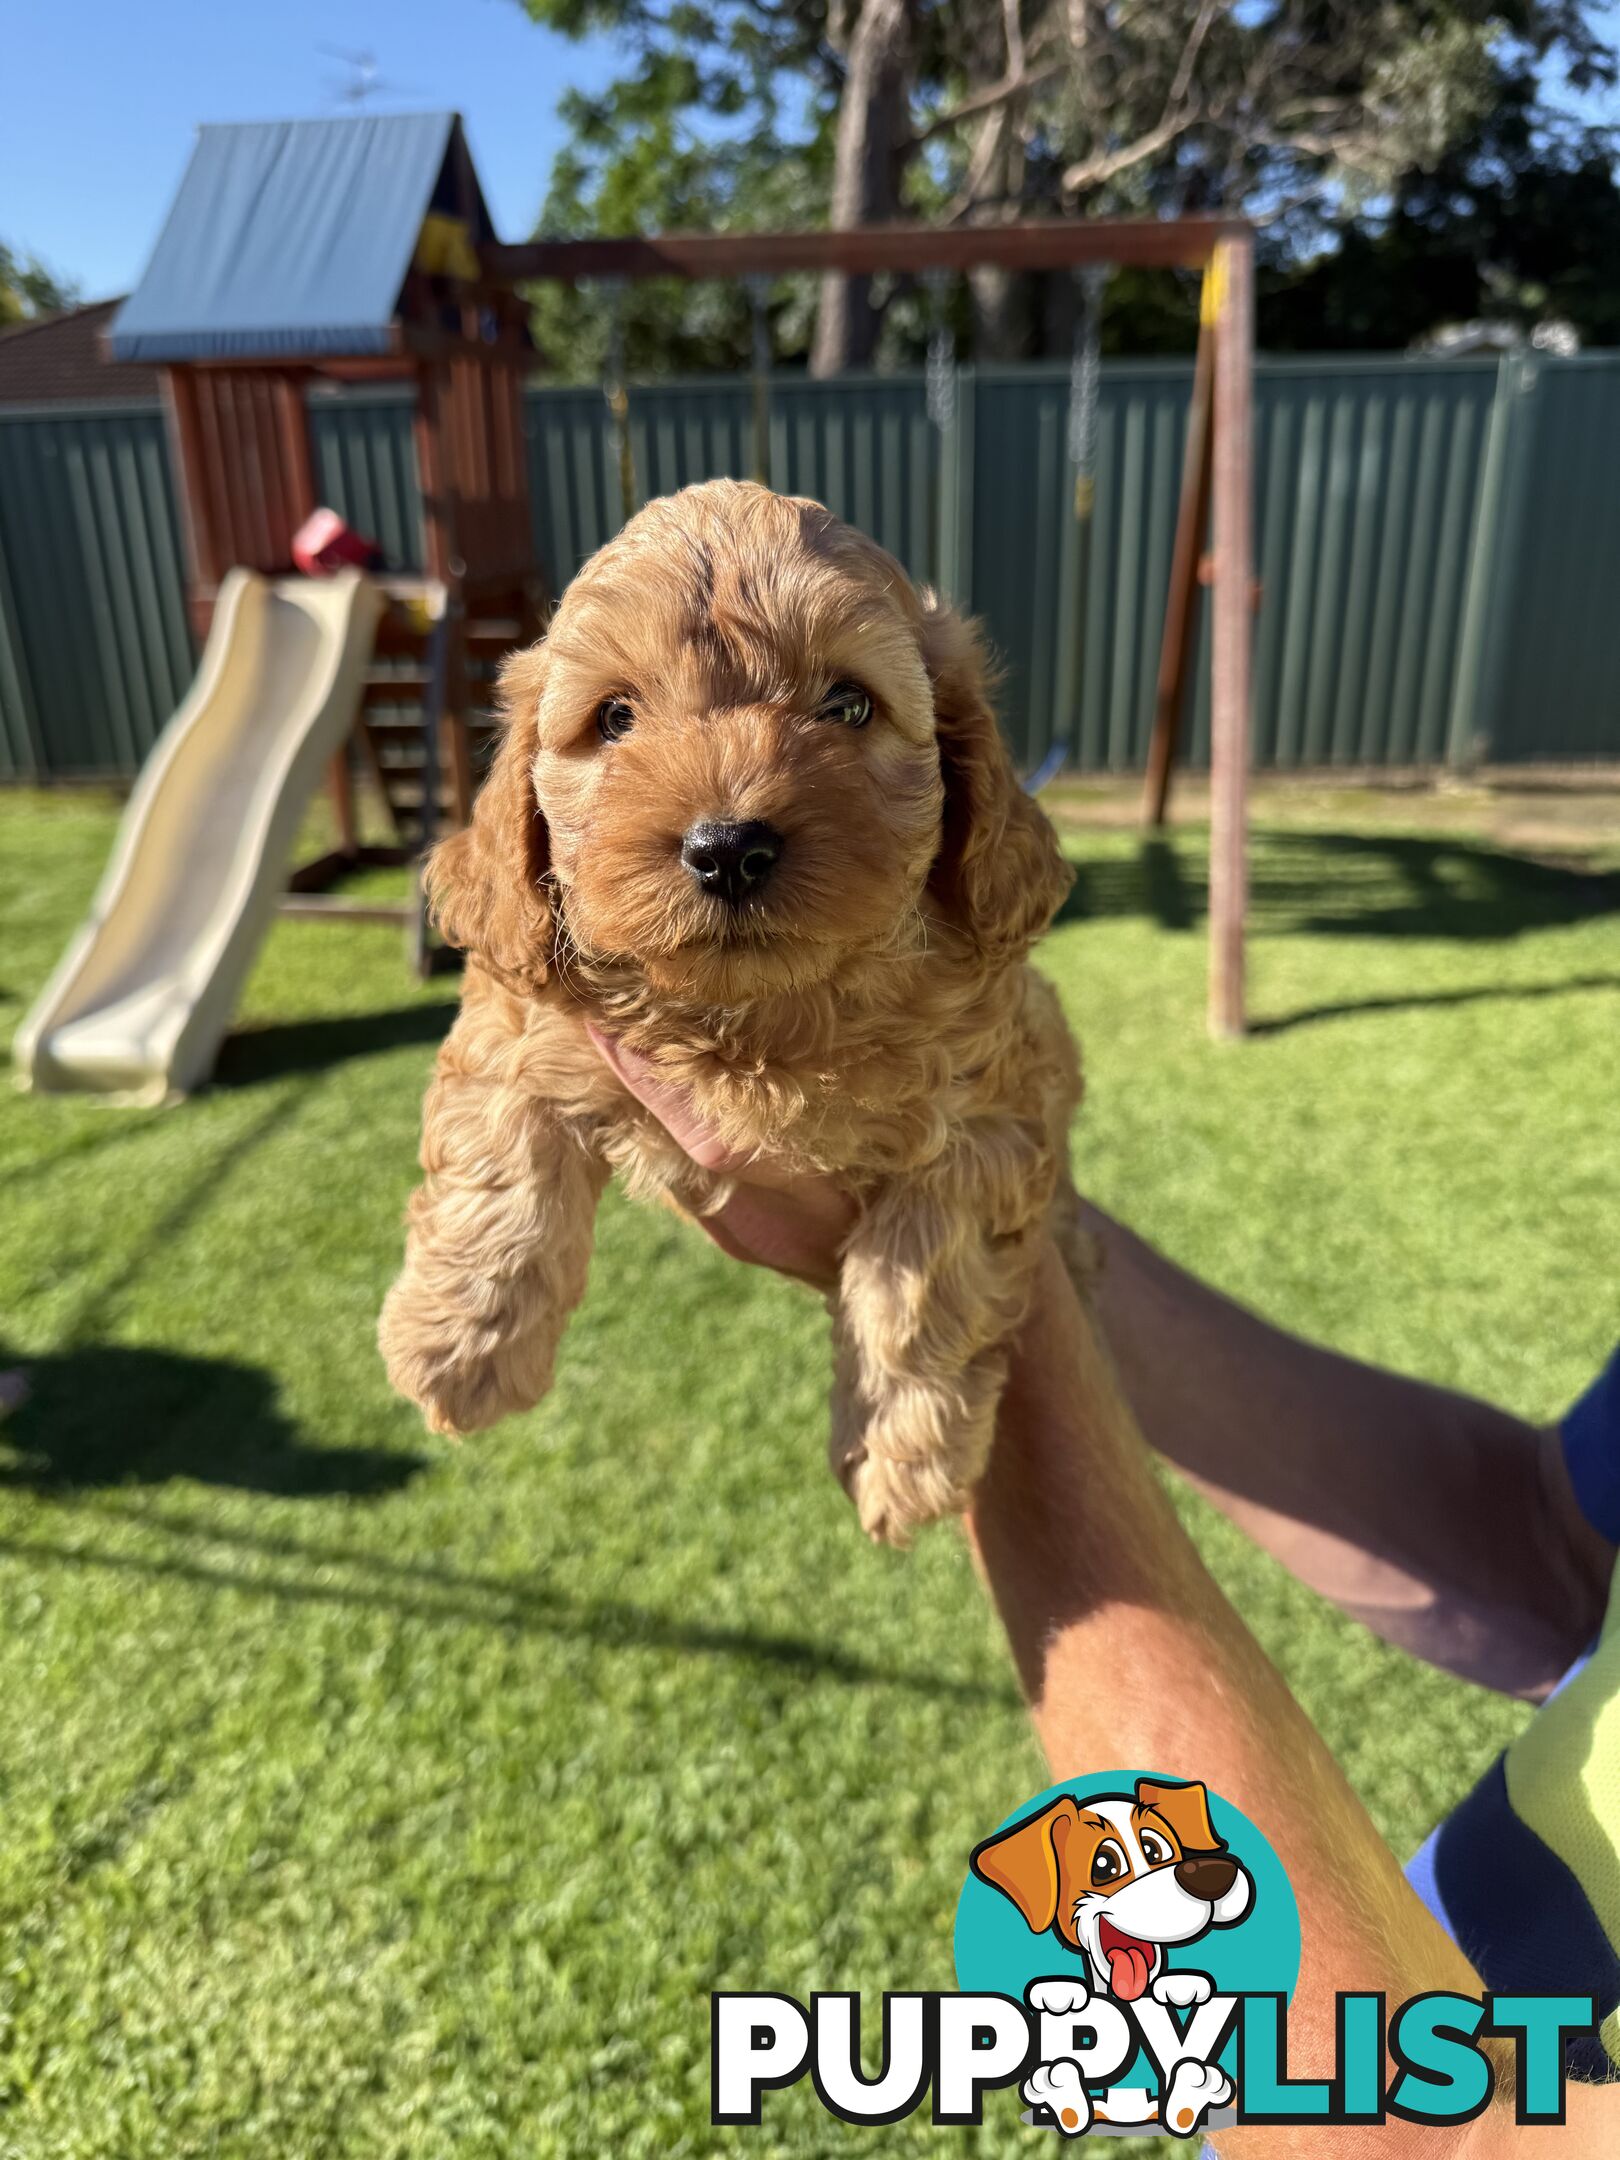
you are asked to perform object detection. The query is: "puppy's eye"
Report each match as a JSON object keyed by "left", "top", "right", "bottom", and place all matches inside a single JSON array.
[
  {"left": 1090, "top": 1839, "right": 1130, "bottom": 1887},
  {"left": 817, "top": 680, "right": 872, "bottom": 728},
  {"left": 597, "top": 697, "right": 635, "bottom": 743},
  {"left": 1139, "top": 1831, "right": 1173, "bottom": 1867}
]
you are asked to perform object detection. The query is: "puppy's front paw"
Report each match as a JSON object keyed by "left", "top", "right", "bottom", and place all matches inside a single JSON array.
[
  {"left": 1151, "top": 1970, "right": 1213, "bottom": 2010},
  {"left": 828, "top": 1324, "right": 1005, "bottom": 1544},
  {"left": 378, "top": 1275, "right": 555, "bottom": 1437},
  {"left": 844, "top": 1444, "right": 976, "bottom": 1547}
]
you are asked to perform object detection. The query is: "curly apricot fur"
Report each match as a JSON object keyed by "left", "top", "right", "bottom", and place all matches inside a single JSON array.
[{"left": 379, "top": 480, "right": 1082, "bottom": 1543}]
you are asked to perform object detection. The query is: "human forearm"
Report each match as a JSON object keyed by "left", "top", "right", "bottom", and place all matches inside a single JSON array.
[
  {"left": 967, "top": 1246, "right": 1497, "bottom": 2156},
  {"left": 1081, "top": 1204, "right": 1611, "bottom": 1700}
]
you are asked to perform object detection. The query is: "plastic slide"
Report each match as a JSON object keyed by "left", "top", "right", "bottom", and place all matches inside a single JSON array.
[{"left": 14, "top": 568, "right": 384, "bottom": 1103}]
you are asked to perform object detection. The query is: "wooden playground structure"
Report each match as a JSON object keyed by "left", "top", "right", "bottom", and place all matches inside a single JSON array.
[{"left": 123, "top": 116, "right": 1256, "bottom": 1033}]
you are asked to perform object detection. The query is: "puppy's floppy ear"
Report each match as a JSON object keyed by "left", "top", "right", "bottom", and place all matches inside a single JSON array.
[
  {"left": 1136, "top": 1778, "right": 1225, "bottom": 1856},
  {"left": 970, "top": 1795, "right": 1082, "bottom": 1933},
  {"left": 426, "top": 642, "right": 554, "bottom": 996},
  {"left": 920, "top": 596, "right": 1073, "bottom": 962}
]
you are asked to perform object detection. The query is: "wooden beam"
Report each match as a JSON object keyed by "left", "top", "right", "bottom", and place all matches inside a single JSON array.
[
  {"left": 326, "top": 745, "right": 358, "bottom": 858},
  {"left": 279, "top": 896, "right": 414, "bottom": 926},
  {"left": 1208, "top": 232, "right": 1254, "bottom": 1042},
  {"left": 273, "top": 371, "right": 317, "bottom": 530},
  {"left": 413, "top": 363, "right": 455, "bottom": 584},
  {"left": 487, "top": 215, "right": 1241, "bottom": 285},
  {"left": 162, "top": 368, "right": 220, "bottom": 595},
  {"left": 285, "top": 844, "right": 411, "bottom": 894},
  {"left": 1142, "top": 317, "right": 1216, "bottom": 827}
]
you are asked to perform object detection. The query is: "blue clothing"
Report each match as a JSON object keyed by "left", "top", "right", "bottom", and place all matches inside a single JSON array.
[{"left": 1407, "top": 1350, "right": 1620, "bottom": 2079}]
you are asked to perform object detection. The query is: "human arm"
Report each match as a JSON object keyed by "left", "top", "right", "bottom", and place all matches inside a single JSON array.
[
  {"left": 1080, "top": 1203, "right": 1613, "bottom": 1702},
  {"left": 971, "top": 1244, "right": 1616, "bottom": 2155}
]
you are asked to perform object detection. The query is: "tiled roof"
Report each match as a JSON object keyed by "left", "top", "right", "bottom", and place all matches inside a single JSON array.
[{"left": 0, "top": 299, "right": 161, "bottom": 406}]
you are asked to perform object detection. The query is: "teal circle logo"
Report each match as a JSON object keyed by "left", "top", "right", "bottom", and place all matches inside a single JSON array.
[{"left": 955, "top": 1771, "right": 1299, "bottom": 2102}]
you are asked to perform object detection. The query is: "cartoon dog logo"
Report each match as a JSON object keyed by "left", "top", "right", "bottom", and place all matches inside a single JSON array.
[{"left": 969, "top": 1777, "right": 1252, "bottom": 2003}]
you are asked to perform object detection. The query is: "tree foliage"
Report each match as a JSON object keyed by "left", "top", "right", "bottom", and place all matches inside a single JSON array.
[
  {"left": 520, "top": 1, "right": 837, "bottom": 377},
  {"left": 0, "top": 241, "right": 78, "bottom": 329},
  {"left": 511, "top": 0, "right": 1618, "bottom": 373},
  {"left": 1261, "top": 71, "right": 1620, "bottom": 349}
]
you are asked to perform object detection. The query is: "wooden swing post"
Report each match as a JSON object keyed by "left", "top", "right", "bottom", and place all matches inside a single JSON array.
[
  {"left": 1208, "top": 231, "right": 1255, "bottom": 1041},
  {"left": 1142, "top": 313, "right": 1215, "bottom": 828}
]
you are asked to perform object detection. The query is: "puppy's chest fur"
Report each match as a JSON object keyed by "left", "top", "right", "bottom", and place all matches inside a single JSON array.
[{"left": 524, "top": 941, "right": 1077, "bottom": 1210}]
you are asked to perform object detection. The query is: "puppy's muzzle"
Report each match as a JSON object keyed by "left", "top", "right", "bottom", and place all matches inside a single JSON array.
[
  {"left": 1173, "top": 1854, "right": 1238, "bottom": 1900},
  {"left": 680, "top": 819, "right": 783, "bottom": 907}
]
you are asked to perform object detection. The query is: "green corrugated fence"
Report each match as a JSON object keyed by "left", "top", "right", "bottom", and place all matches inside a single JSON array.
[
  {"left": 2, "top": 353, "right": 1617, "bottom": 782},
  {"left": 0, "top": 401, "right": 194, "bottom": 780}
]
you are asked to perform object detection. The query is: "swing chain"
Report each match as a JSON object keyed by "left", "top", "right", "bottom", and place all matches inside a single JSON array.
[
  {"left": 745, "top": 274, "right": 772, "bottom": 376},
  {"left": 602, "top": 276, "right": 629, "bottom": 422},
  {"left": 745, "top": 274, "right": 772, "bottom": 485},
  {"left": 924, "top": 269, "right": 955, "bottom": 434},
  {"left": 601, "top": 277, "right": 637, "bottom": 522},
  {"left": 1068, "top": 264, "right": 1108, "bottom": 519}
]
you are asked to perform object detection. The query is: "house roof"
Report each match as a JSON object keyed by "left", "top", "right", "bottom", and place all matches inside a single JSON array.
[
  {"left": 108, "top": 111, "right": 494, "bottom": 365},
  {"left": 0, "top": 300, "right": 160, "bottom": 405}
]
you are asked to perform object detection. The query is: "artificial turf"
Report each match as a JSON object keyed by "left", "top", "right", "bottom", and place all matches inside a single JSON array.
[{"left": 1, "top": 786, "right": 1615, "bottom": 2157}]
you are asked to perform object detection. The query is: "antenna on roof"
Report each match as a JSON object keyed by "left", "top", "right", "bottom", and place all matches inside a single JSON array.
[{"left": 316, "top": 44, "right": 425, "bottom": 108}]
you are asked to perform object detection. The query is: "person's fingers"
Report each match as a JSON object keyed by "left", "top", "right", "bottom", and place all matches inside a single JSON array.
[
  {"left": 586, "top": 1024, "right": 749, "bottom": 1173},
  {"left": 588, "top": 1023, "right": 822, "bottom": 1192},
  {"left": 705, "top": 1183, "right": 848, "bottom": 1289},
  {"left": 587, "top": 1019, "right": 856, "bottom": 1284}
]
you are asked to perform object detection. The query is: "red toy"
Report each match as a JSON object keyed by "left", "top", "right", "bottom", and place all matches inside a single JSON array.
[{"left": 292, "top": 507, "right": 384, "bottom": 577}]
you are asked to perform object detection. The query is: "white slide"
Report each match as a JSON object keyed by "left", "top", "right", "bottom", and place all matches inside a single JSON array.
[{"left": 15, "top": 568, "right": 384, "bottom": 1103}]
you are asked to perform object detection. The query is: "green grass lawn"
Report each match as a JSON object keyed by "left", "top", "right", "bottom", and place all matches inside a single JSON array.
[{"left": 1, "top": 787, "right": 1616, "bottom": 2157}]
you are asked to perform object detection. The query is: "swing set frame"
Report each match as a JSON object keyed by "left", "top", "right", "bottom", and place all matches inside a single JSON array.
[{"left": 492, "top": 214, "right": 1257, "bottom": 1038}]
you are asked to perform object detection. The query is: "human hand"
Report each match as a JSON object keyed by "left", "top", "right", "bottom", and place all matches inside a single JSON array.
[{"left": 586, "top": 1026, "right": 856, "bottom": 1292}]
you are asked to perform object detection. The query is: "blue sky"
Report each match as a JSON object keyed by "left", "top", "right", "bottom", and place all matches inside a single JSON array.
[
  {"left": 5, "top": 2, "right": 1617, "bottom": 304},
  {"left": 3, "top": 0, "right": 625, "bottom": 299}
]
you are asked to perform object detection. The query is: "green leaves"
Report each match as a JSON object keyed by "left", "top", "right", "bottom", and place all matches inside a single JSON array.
[{"left": 0, "top": 241, "right": 78, "bottom": 329}]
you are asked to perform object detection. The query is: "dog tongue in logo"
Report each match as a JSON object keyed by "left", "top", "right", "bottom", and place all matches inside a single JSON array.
[{"left": 1098, "top": 1917, "right": 1155, "bottom": 2001}]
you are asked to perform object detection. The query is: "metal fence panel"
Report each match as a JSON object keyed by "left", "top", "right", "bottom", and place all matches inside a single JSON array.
[
  {"left": 1248, "top": 359, "right": 1499, "bottom": 770},
  {"left": 964, "top": 363, "right": 1196, "bottom": 769},
  {"left": 308, "top": 388, "right": 422, "bottom": 573},
  {"left": 1487, "top": 354, "right": 1620, "bottom": 762},
  {"left": 4, "top": 355, "right": 1618, "bottom": 782},
  {"left": 0, "top": 507, "right": 40, "bottom": 780},
  {"left": 0, "top": 401, "right": 193, "bottom": 779},
  {"left": 523, "top": 373, "right": 936, "bottom": 594}
]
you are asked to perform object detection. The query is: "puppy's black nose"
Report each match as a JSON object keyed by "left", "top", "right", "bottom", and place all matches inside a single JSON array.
[
  {"left": 681, "top": 819, "right": 782, "bottom": 905},
  {"left": 1174, "top": 1854, "right": 1238, "bottom": 1901}
]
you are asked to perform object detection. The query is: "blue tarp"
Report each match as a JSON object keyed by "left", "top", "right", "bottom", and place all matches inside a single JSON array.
[{"left": 109, "top": 112, "right": 488, "bottom": 364}]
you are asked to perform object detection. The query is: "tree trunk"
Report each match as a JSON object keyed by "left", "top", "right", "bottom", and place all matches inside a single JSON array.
[
  {"left": 956, "top": 36, "right": 1035, "bottom": 361},
  {"left": 810, "top": 0, "right": 914, "bottom": 377}
]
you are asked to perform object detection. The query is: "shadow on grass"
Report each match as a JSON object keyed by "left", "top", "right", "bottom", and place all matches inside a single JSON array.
[
  {"left": 3, "top": 1113, "right": 169, "bottom": 1192},
  {"left": 62, "top": 1088, "right": 312, "bottom": 1343},
  {"left": 1270, "top": 831, "right": 1620, "bottom": 941},
  {"left": 1251, "top": 972, "right": 1620, "bottom": 1038},
  {"left": 1059, "top": 840, "right": 1203, "bottom": 934},
  {"left": 0, "top": 1344, "right": 425, "bottom": 1497},
  {"left": 1057, "top": 830, "right": 1620, "bottom": 944},
  {"left": 0, "top": 1497, "right": 1012, "bottom": 1704},
  {"left": 215, "top": 1002, "right": 456, "bottom": 1088}
]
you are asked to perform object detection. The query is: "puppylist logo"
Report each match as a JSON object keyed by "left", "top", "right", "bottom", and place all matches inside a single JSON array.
[{"left": 712, "top": 1772, "right": 1598, "bottom": 2137}]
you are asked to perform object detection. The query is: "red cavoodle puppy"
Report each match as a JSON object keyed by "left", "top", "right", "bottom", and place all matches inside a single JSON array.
[{"left": 380, "top": 479, "right": 1083, "bottom": 1542}]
